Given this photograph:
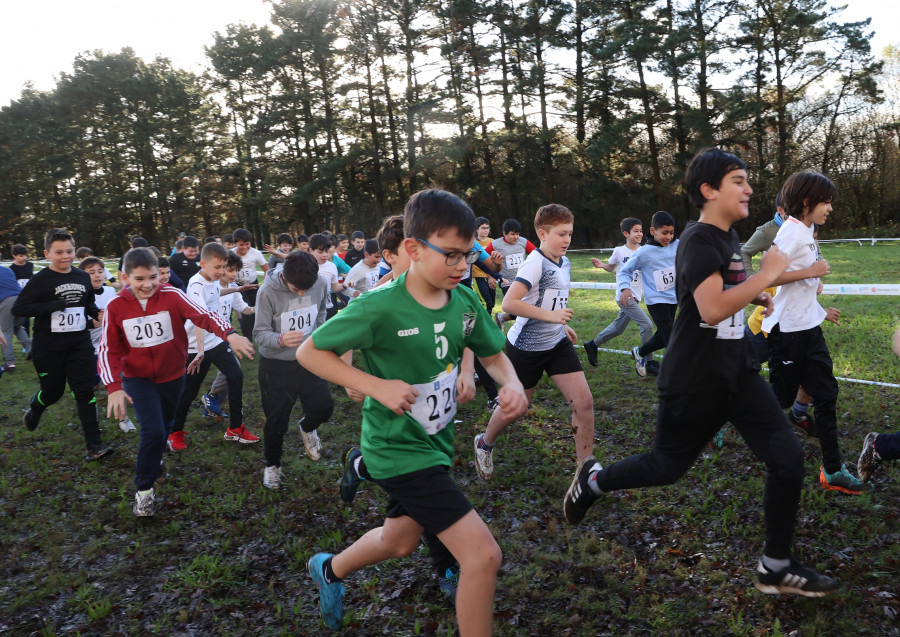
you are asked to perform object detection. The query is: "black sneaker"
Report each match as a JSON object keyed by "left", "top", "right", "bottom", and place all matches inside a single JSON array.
[
  {"left": 583, "top": 340, "right": 599, "bottom": 367},
  {"left": 563, "top": 455, "right": 601, "bottom": 524},
  {"left": 85, "top": 443, "right": 113, "bottom": 462},
  {"left": 645, "top": 359, "right": 661, "bottom": 376},
  {"left": 754, "top": 559, "right": 837, "bottom": 597},
  {"left": 23, "top": 407, "right": 41, "bottom": 431},
  {"left": 788, "top": 409, "right": 817, "bottom": 437},
  {"left": 340, "top": 447, "right": 363, "bottom": 503}
]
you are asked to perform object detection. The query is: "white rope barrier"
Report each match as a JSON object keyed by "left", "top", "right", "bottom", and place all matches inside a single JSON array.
[{"left": 570, "top": 282, "right": 900, "bottom": 295}]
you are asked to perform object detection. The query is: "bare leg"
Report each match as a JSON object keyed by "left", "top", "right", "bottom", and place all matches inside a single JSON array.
[
  {"left": 331, "top": 515, "right": 423, "bottom": 578},
  {"left": 550, "top": 371, "right": 595, "bottom": 462},
  {"left": 484, "top": 387, "right": 535, "bottom": 445}
]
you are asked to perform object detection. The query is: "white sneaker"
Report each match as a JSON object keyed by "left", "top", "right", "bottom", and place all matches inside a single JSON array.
[
  {"left": 300, "top": 427, "right": 322, "bottom": 461},
  {"left": 474, "top": 434, "right": 493, "bottom": 480},
  {"left": 118, "top": 416, "right": 137, "bottom": 432},
  {"left": 133, "top": 488, "right": 155, "bottom": 517},
  {"left": 263, "top": 465, "right": 285, "bottom": 489}
]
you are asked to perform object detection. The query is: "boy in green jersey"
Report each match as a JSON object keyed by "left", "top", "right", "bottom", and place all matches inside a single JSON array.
[{"left": 298, "top": 189, "right": 528, "bottom": 633}]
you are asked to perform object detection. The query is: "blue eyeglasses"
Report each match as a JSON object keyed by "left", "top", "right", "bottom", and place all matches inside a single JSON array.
[{"left": 417, "top": 239, "right": 481, "bottom": 266}]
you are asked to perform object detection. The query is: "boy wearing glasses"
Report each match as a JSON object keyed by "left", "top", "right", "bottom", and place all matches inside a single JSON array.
[{"left": 473, "top": 205, "right": 597, "bottom": 496}]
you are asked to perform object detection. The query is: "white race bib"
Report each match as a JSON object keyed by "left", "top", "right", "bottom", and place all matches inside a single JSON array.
[
  {"left": 653, "top": 266, "right": 676, "bottom": 292},
  {"left": 366, "top": 270, "right": 381, "bottom": 291},
  {"left": 280, "top": 306, "right": 316, "bottom": 336},
  {"left": 51, "top": 307, "right": 86, "bottom": 333},
  {"left": 505, "top": 253, "right": 524, "bottom": 271},
  {"left": 122, "top": 312, "right": 175, "bottom": 348},
  {"left": 539, "top": 288, "right": 569, "bottom": 312},
  {"left": 17, "top": 279, "right": 28, "bottom": 289},
  {"left": 238, "top": 267, "right": 257, "bottom": 284},
  {"left": 715, "top": 308, "right": 745, "bottom": 340},
  {"left": 410, "top": 366, "right": 458, "bottom": 435},
  {"left": 630, "top": 271, "right": 644, "bottom": 301}
]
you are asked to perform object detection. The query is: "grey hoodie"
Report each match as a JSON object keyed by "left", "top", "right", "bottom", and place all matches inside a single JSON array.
[{"left": 253, "top": 268, "right": 329, "bottom": 361}]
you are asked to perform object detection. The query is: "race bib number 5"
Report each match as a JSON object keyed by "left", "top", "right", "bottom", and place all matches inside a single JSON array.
[
  {"left": 123, "top": 312, "right": 174, "bottom": 348},
  {"left": 280, "top": 306, "right": 316, "bottom": 336},
  {"left": 51, "top": 307, "right": 86, "bottom": 333},
  {"left": 410, "top": 366, "right": 459, "bottom": 435},
  {"left": 653, "top": 266, "right": 676, "bottom": 292}
]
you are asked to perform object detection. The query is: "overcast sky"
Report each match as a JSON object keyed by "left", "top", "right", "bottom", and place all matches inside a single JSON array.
[{"left": 0, "top": 0, "right": 897, "bottom": 108}]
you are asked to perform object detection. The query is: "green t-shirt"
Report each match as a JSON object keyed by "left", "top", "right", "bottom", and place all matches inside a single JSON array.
[{"left": 312, "top": 272, "right": 505, "bottom": 479}]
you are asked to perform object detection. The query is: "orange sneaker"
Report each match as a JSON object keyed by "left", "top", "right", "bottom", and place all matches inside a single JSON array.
[
  {"left": 224, "top": 424, "right": 259, "bottom": 444},
  {"left": 167, "top": 431, "right": 187, "bottom": 451}
]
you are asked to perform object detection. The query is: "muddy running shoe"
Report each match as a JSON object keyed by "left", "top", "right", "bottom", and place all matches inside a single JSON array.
[
  {"left": 631, "top": 346, "right": 647, "bottom": 377},
  {"left": 438, "top": 566, "right": 459, "bottom": 606},
  {"left": 85, "top": 443, "right": 113, "bottom": 461},
  {"left": 5, "top": 364, "right": 16, "bottom": 373},
  {"left": 486, "top": 396, "right": 501, "bottom": 412},
  {"left": 788, "top": 409, "right": 817, "bottom": 437},
  {"left": 857, "top": 432, "right": 881, "bottom": 483},
  {"left": 263, "top": 465, "right": 285, "bottom": 490},
  {"left": 473, "top": 433, "right": 493, "bottom": 480},
  {"left": 493, "top": 311, "right": 505, "bottom": 330},
  {"left": 710, "top": 424, "right": 729, "bottom": 450},
  {"left": 118, "top": 415, "right": 137, "bottom": 432},
  {"left": 133, "top": 488, "right": 156, "bottom": 517},
  {"left": 819, "top": 464, "right": 870, "bottom": 495},
  {"left": 301, "top": 427, "right": 323, "bottom": 461},
  {"left": 167, "top": 431, "right": 187, "bottom": 452},
  {"left": 754, "top": 558, "right": 837, "bottom": 597},
  {"left": 340, "top": 447, "right": 363, "bottom": 503},
  {"left": 583, "top": 340, "right": 599, "bottom": 367},
  {"left": 202, "top": 392, "right": 228, "bottom": 419},
  {"left": 225, "top": 424, "right": 259, "bottom": 444},
  {"left": 563, "top": 455, "right": 602, "bottom": 524},
  {"left": 308, "top": 553, "right": 345, "bottom": 630},
  {"left": 23, "top": 407, "right": 41, "bottom": 431}
]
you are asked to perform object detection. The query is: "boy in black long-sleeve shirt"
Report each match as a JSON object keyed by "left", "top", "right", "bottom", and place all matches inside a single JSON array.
[
  {"left": 168, "top": 235, "right": 201, "bottom": 290},
  {"left": 12, "top": 228, "right": 112, "bottom": 461}
]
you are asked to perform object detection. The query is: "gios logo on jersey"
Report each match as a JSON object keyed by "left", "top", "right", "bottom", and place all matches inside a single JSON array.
[
  {"left": 397, "top": 327, "right": 419, "bottom": 337},
  {"left": 462, "top": 312, "right": 477, "bottom": 335}
]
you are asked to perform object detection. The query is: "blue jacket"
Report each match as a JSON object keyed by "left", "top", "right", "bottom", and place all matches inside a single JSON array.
[
  {"left": 0, "top": 266, "right": 22, "bottom": 302},
  {"left": 617, "top": 240, "right": 679, "bottom": 305}
]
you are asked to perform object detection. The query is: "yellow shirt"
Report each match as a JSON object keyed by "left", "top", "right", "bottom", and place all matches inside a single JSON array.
[
  {"left": 472, "top": 237, "right": 494, "bottom": 278},
  {"left": 747, "top": 286, "right": 777, "bottom": 336}
]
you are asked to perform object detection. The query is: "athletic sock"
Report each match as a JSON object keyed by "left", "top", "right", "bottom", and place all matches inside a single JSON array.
[
  {"left": 136, "top": 489, "right": 152, "bottom": 497},
  {"left": 352, "top": 456, "right": 368, "bottom": 480},
  {"left": 299, "top": 416, "right": 316, "bottom": 433},
  {"left": 477, "top": 436, "right": 495, "bottom": 452},
  {"left": 322, "top": 555, "right": 341, "bottom": 584},
  {"left": 587, "top": 464, "right": 603, "bottom": 495},
  {"left": 762, "top": 555, "right": 790, "bottom": 572},
  {"left": 791, "top": 400, "right": 809, "bottom": 418}
]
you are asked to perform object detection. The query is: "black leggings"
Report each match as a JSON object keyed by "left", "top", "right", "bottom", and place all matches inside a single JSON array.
[
  {"left": 637, "top": 303, "right": 677, "bottom": 357},
  {"left": 172, "top": 341, "right": 243, "bottom": 431},
  {"left": 31, "top": 345, "right": 101, "bottom": 447}
]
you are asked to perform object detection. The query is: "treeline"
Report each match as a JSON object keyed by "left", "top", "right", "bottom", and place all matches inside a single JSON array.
[{"left": 1, "top": 0, "right": 898, "bottom": 255}]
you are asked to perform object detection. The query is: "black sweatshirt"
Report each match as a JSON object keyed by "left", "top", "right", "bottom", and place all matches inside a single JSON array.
[{"left": 12, "top": 267, "right": 98, "bottom": 352}]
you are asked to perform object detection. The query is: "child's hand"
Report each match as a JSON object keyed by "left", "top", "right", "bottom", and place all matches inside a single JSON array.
[
  {"left": 491, "top": 252, "right": 503, "bottom": 265},
  {"left": 591, "top": 257, "right": 603, "bottom": 268},
  {"left": 824, "top": 307, "right": 841, "bottom": 326},
  {"left": 488, "top": 277, "right": 496, "bottom": 290},
  {"left": 817, "top": 281, "right": 824, "bottom": 295},
  {"left": 345, "top": 387, "right": 365, "bottom": 402},
  {"left": 106, "top": 389, "right": 133, "bottom": 420},
  {"left": 377, "top": 379, "right": 419, "bottom": 415},
  {"left": 186, "top": 352, "right": 205, "bottom": 374},
  {"left": 564, "top": 325, "right": 577, "bottom": 343},
  {"left": 549, "top": 307, "right": 574, "bottom": 324},
  {"left": 753, "top": 291, "right": 774, "bottom": 317},
  {"left": 0, "top": 332, "right": 6, "bottom": 347},
  {"left": 810, "top": 259, "right": 831, "bottom": 277},
  {"left": 496, "top": 382, "right": 528, "bottom": 420},
  {"left": 758, "top": 245, "right": 790, "bottom": 282},
  {"left": 281, "top": 331, "right": 305, "bottom": 347},
  {"left": 226, "top": 334, "right": 255, "bottom": 359},
  {"left": 457, "top": 372, "right": 476, "bottom": 404},
  {"left": 619, "top": 288, "right": 634, "bottom": 307}
]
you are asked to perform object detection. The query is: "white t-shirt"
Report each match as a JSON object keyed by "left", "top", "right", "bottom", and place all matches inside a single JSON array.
[
  {"left": 318, "top": 261, "right": 339, "bottom": 308},
  {"left": 232, "top": 247, "right": 267, "bottom": 285},
  {"left": 345, "top": 261, "right": 380, "bottom": 296},
  {"left": 185, "top": 272, "right": 224, "bottom": 353},
  {"left": 507, "top": 250, "right": 571, "bottom": 352},
  {"left": 608, "top": 245, "right": 643, "bottom": 302},
  {"left": 90, "top": 286, "right": 118, "bottom": 353},
  {"left": 761, "top": 217, "right": 827, "bottom": 334},
  {"left": 218, "top": 281, "right": 249, "bottom": 324}
]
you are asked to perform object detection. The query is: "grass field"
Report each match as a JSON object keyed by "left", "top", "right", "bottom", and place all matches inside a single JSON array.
[{"left": 1, "top": 243, "right": 898, "bottom": 636}]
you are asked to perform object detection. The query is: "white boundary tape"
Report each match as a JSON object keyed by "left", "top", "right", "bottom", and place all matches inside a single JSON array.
[{"left": 570, "top": 282, "right": 900, "bottom": 295}]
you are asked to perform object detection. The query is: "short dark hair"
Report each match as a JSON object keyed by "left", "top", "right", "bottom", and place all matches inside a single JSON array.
[
  {"left": 337, "top": 233, "right": 349, "bottom": 243},
  {"left": 474, "top": 216, "right": 490, "bottom": 227},
  {"left": 158, "top": 257, "right": 170, "bottom": 268},
  {"left": 182, "top": 236, "right": 199, "bottom": 249},
  {"left": 78, "top": 256, "right": 105, "bottom": 272},
  {"left": 223, "top": 233, "right": 234, "bottom": 243},
  {"left": 296, "top": 234, "right": 309, "bottom": 244},
  {"left": 404, "top": 189, "right": 474, "bottom": 242},
  {"left": 45, "top": 228, "right": 74, "bottom": 251},
  {"left": 647, "top": 211, "right": 676, "bottom": 247},
  {"left": 502, "top": 218, "right": 521, "bottom": 234},
  {"left": 225, "top": 253, "right": 243, "bottom": 270},
  {"left": 11, "top": 244, "right": 28, "bottom": 256},
  {"left": 351, "top": 230, "right": 365, "bottom": 240},
  {"left": 684, "top": 147, "right": 748, "bottom": 210},
  {"left": 131, "top": 236, "right": 149, "bottom": 248},
  {"left": 376, "top": 215, "right": 404, "bottom": 255},
  {"left": 308, "top": 233, "right": 331, "bottom": 252},
  {"left": 775, "top": 189, "right": 784, "bottom": 210},
  {"left": 175, "top": 239, "right": 184, "bottom": 250},
  {"left": 233, "top": 228, "right": 252, "bottom": 243},
  {"left": 534, "top": 204, "right": 574, "bottom": 232},
  {"left": 203, "top": 236, "right": 219, "bottom": 245},
  {"left": 620, "top": 217, "right": 642, "bottom": 234},
  {"left": 201, "top": 242, "right": 229, "bottom": 261},
  {"left": 780, "top": 171, "right": 836, "bottom": 220},
  {"left": 364, "top": 238, "right": 379, "bottom": 255},
  {"left": 327, "top": 234, "right": 339, "bottom": 247},
  {"left": 148, "top": 246, "right": 162, "bottom": 257},
  {"left": 281, "top": 251, "right": 320, "bottom": 290},
  {"left": 75, "top": 246, "right": 93, "bottom": 259},
  {"left": 123, "top": 247, "right": 158, "bottom": 274},
  {"left": 276, "top": 233, "right": 294, "bottom": 245}
]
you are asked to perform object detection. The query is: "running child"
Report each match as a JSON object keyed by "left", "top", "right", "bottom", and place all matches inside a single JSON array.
[
  {"left": 8, "top": 244, "right": 35, "bottom": 362},
  {"left": 254, "top": 251, "right": 333, "bottom": 488},
  {"left": 761, "top": 171, "right": 868, "bottom": 494},
  {"left": 12, "top": 228, "right": 112, "bottom": 461},
  {"left": 231, "top": 228, "right": 267, "bottom": 341},
  {"left": 267, "top": 233, "right": 295, "bottom": 269},
  {"left": 583, "top": 217, "right": 653, "bottom": 368},
  {"left": 343, "top": 230, "right": 367, "bottom": 267},
  {"left": 488, "top": 218, "right": 536, "bottom": 326},
  {"left": 0, "top": 262, "right": 24, "bottom": 372},
  {"left": 564, "top": 147, "right": 837, "bottom": 597},
  {"left": 169, "top": 235, "right": 201, "bottom": 289},
  {"left": 98, "top": 247, "right": 254, "bottom": 515},
  {"left": 167, "top": 242, "right": 259, "bottom": 451},
  {"left": 615, "top": 211, "right": 678, "bottom": 377},
  {"left": 343, "top": 239, "right": 382, "bottom": 297},
  {"left": 309, "top": 233, "right": 349, "bottom": 319},
  {"left": 298, "top": 189, "right": 528, "bottom": 633}
]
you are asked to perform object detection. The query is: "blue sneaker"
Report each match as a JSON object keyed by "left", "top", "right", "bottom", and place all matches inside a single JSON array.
[
  {"left": 308, "top": 553, "right": 345, "bottom": 630},
  {"left": 340, "top": 447, "right": 363, "bottom": 503},
  {"left": 438, "top": 566, "right": 459, "bottom": 606},
  {"left": 201, "top": 392, "right": 228, "bottom": 419}
]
